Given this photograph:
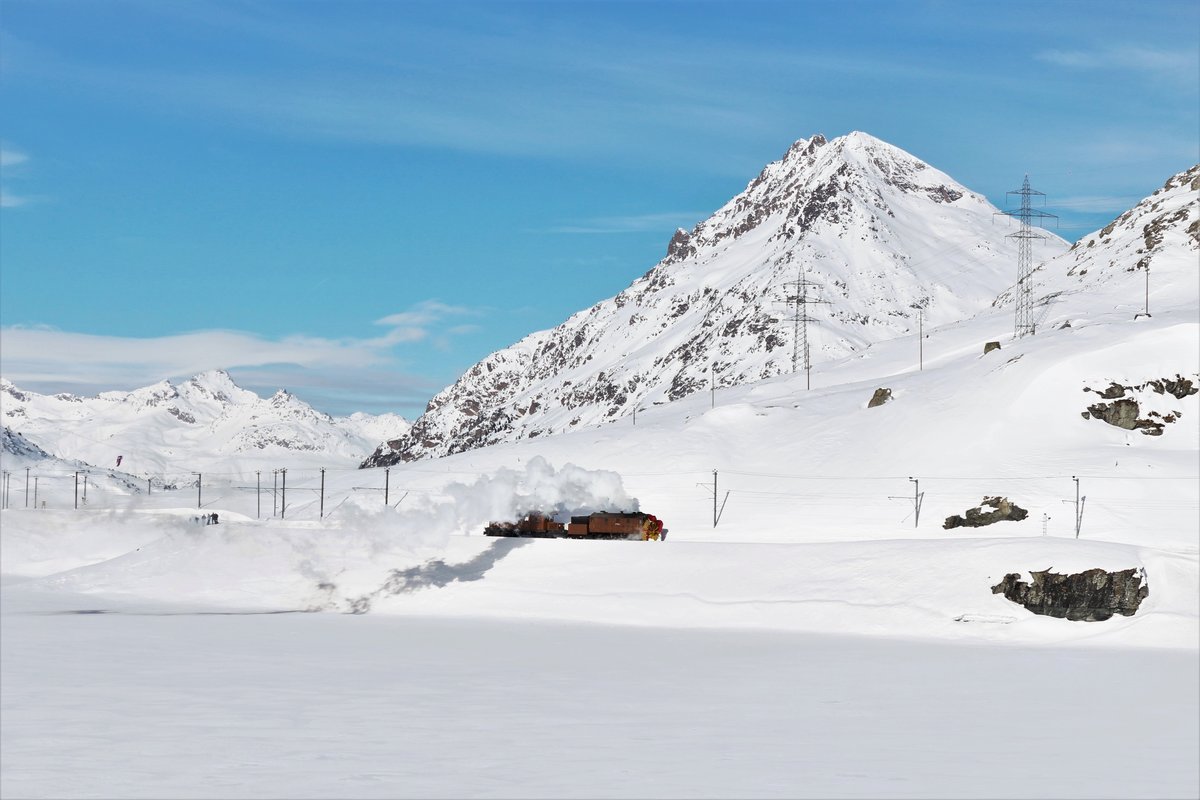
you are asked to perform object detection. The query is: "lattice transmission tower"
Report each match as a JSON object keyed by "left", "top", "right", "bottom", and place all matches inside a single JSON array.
[
  {"left": 779, "top": 266, "right": 829, "bottom": 390},
  {"left": 1000, "top": 175, "right": 1057, "bottom": 339}
]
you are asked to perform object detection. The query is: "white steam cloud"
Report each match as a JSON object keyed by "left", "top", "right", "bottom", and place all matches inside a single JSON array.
[{"left": 335, "top": 456, "right": 639, "bottom": 541}]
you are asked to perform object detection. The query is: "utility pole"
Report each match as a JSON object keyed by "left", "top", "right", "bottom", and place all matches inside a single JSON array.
[
  {"left": 280, "top": 468, "right": 288, "bottom": 519},
  {"left": 75, "top": 471, "right": 80, "bottom": 510},
  {"left": 697, "top": 469, "right": 730, "bottom": 528},
  {"left": 910, "top": 477, "right": 923, "bottom": 528},
  {"left": 889, "top": 477, "right": 924, "bottom": 527},
  {"left": 1135, "top": 265, "right": 1152, "bottom": 319},
  {"left": 918, "top": 310, "right": 924, "bottom": 371},
  {"left": 319, "top": 468, "right": 325, "bottom": 519},
  {"left": 192, "top": 472, "right": 202, "bottom": 509},
  {"left": 33, "top": 477, "right": 39, "bottom": 509},
  {"left": 147, "top": 477, "right": 152, "bottom": 495},
  {"left": 1145, "top": 265, "right": 1151, "bottom": 317},
  {"left": 273, "top": 470, "right": 279, "bottom": 516},
  {"left": 256, "top": 471, "right": 261, "bottom": 519},
  {"left": 999, "top": 176, "right": 1057, "bottom": 339},
  {"left": 25, "top": 467, "right": 30, "bottom": 507},
  {"left": 82, "top": 472, "right": 88, "bottom": 504},
  {"left": 384, "top": 468, "right": 390, "bottom": 505},
  {"left": 1072, "top": 476, "right": 1085, "bottom": 538}
]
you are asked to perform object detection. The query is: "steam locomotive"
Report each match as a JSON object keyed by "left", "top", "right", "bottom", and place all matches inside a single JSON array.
[{"left": 483, "top": 511, "right": 666, "bottom": 541}]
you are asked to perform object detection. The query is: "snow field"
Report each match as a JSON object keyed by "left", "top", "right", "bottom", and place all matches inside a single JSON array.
[{"left": 2, "top": 597, "right": 1196, "bottom": 799}]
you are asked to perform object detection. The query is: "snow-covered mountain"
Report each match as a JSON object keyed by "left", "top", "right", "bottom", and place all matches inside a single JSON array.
[
  {"left": 1023, "top": 163, "right": 1199, "bottom": 320},
  {"left": 1, "top": 370, "right": 408, "bottom": 477},
  {"left": 365, "top": 131, "right": 1068, "bottom": 465}
]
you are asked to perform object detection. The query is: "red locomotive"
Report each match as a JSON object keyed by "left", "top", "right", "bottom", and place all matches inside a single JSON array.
[{"left": 484, "top": 511, "right": 666, "bottom": 541}]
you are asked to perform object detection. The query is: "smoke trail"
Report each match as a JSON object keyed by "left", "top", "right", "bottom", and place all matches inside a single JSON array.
[{"left": 441, "top": 455, "right": 640, "bottom": 528}]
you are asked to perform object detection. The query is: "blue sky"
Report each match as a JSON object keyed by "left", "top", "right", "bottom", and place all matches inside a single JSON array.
[{"left": 1, "top": 0, "right": 1196, "bottom": 417}]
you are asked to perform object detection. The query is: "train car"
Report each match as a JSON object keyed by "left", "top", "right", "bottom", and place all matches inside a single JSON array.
[
  {"left": 482, "top": 513, "right": 564, "bottom": 538},
  {"left": 484, "top": 511, "right": 665, "bottom": 541}
]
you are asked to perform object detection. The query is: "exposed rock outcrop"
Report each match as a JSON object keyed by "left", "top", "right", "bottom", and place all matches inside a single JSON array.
[
  {"left": 991, "top": 567, "right": 1148, "bottom": 621},
  {"left": 1081, "top": 374, "right": 1196, "bottom": 436},
  {"left": 943, "top": 496, "right": 1028, "bottom": 529}
]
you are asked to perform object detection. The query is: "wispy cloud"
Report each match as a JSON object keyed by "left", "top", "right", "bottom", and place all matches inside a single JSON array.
[
  {"left": 0, "top": 300, "right": 480, "bottom": 415},
  {"left": 0, "top": 10, "right": 955, "bottom": 167},
  {"left": 1036, "top": 45, "right": 1198, "bottom": 75},
  {"left": 372, "top": 300, "right": 476, "bottom": 345},
  {"left": 1051, "top": 195, "right": 1144, "bottom": 213},
  {"left": 1, "top": 144, "right": 32, "bottom": 208},
  {"left": 0, "top": 189, "right": 31, "bottom": 208},
  {"left": 1, "top": 146, "right": 29, "bottom": 167},
  {"left": 544, "top": 212, "right": 707, "bottom": 235}
]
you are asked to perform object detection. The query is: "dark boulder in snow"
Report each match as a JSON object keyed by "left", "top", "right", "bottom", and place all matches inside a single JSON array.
[
  {"left": 943, "top": 496, "right": 1028, "bottom": 529},
  {"left": 991, "top": 567, "right": 1148, "bottom": 621},
  {"left": 867, "top": 387, "right": 892, "bottom": 407},
  {"left": 1080, "top": 375, "right": 1196, "bottom": 436}
]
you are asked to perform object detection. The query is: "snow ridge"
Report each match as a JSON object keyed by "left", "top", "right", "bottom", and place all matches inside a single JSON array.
[{"left": 1, "top": 370, "right": 409, "bottom": 476}]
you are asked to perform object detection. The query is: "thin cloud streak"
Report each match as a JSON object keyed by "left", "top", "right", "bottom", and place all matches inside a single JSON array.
[
  {"left": 1037, "top": 46, "right": 1197, "bottom": 74},
  {"left": 0, "top": 12, "right": 1014, "bottom": 166},
  {"left": 0, "top": 300, "right": 480, "bottom": 415},
  {"left": 1052, "top": 195, "right": 1145, "bottom": 212},
  {"left": 1, "top": 146, "right": 29, "bottom": 167},
  {"left": 1, "top": 144, "right": 32, "bottom": 208},
  {"left": 0, "top": 190, "right": 31, "bottom": 208},
  {"left": 544, "top": 212, "right": 708, "bottom": 235}
]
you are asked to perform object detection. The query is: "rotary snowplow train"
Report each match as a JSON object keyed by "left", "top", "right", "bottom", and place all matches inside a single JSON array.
[{"left": 484, "top": 512, "right": 666, "bottom": 541}]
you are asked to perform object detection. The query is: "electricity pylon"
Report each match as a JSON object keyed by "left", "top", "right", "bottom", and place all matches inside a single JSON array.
[
  {"left": 779, "top": 266, "right": 829, "bottom": 390},
  {"left": 999, "top": 176, "right": 1057, "bottom": 339}
]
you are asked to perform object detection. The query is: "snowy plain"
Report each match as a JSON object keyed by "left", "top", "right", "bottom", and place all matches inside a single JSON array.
[
  {"left": 3, "top": 583, "right": 1196, "bottom": 800},
  {"left": 3, "top": 171, "right": 1200, "bottom": 797}
]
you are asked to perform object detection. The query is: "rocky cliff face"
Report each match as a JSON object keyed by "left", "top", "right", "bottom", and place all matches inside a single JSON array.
[
  {"left": 364, "top": 131, "right": 1068, "bottom": 466},
  {"left": 1, "top": 426, "right": 55, "bottom": 461},
  {"left": 992, "top": 568, "right": 1149, "bottom": 621}
]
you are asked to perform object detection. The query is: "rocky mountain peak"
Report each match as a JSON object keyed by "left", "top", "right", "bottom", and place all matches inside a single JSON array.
[
  {"left": 782, "top": 133, "right": 827, "bottom": 162},
  {"left": 662, "top": 131, "right": 976, "bottom": 268},
  {"left": 363, "top": 131, "right": 1066, "bottom": 466}
]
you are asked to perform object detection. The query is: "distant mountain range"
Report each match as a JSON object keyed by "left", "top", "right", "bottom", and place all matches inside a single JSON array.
[
  {"left": 364, "top": 130, "right": 1078, "bottom": 465},
  {"left": 1, "top": 370, "right": 408, "bottom": 477}
]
